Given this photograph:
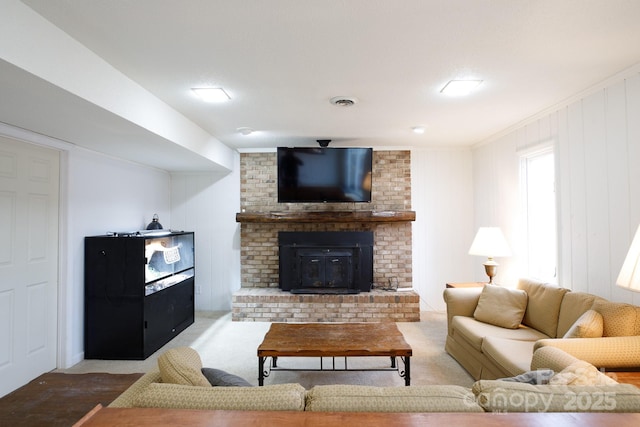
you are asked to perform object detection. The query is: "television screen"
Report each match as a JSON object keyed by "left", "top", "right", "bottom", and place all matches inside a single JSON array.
[{"left": 277, "top": 147, "right": 372, "bottom": 203}]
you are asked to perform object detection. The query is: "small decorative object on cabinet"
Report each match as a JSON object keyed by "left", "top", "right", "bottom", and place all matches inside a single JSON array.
[{"left": 84, "top": 231, "right": 195, "bottom": 360}]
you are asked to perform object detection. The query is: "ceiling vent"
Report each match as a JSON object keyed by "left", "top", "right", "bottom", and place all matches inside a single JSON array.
[{"left": 330, "top": 96, "right": 358, "bottom": 107}]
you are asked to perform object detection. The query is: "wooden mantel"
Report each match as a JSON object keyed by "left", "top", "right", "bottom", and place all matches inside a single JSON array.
[{"left": 236, "top": 210, "right": 416, "bottom": 223}]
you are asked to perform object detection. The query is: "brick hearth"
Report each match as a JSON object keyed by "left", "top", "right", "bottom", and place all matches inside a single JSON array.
[{"left": 232, "top": 288, "right": 420, "bottom": 322}]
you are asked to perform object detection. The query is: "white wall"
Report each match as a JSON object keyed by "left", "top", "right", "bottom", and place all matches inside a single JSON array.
[
  {"left": 411, "top": 148, "right": 475, "bottom": 311},
  {"left": 61, "top": 146, "right": 241, "bottom": 368},
  {"left": 61, "top": 147, "right": 171, "bottom": 368},
  {"left": 170, "top": 152, "right": 241, "bottom": 311},
  {"left": 472, "top": 72, "right": 640, "bottom": 305}
]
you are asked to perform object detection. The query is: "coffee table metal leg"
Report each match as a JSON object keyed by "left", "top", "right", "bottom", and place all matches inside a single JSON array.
[
  {"left": 390, "top": 356, "right": 396, "bottom": 368},
  {"left": 258, "top": 356, "right": 265, "bottom": 386},
  {"left": 403, "top": 356, "right": 411, "bottom": 386}
]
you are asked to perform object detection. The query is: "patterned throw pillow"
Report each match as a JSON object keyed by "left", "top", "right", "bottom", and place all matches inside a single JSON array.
[
  {"left": 157, "top": 347, "right": 211, "bottom": 387},
  {"left": 473, "top": 284, "right": 528, "bottom": 329},
  {"left": 563, "top": 309, "right": 604, "bottom": 338},
  {"left": 591, "top": 300, "right": 637, "bottom": 337}
]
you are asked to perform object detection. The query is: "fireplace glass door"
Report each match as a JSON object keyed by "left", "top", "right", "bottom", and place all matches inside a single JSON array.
[{"left": 298, "top": 249, "right": 353, "bottom": 289}]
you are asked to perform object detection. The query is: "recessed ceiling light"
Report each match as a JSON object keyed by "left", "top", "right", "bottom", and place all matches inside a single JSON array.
[
  {"left": 192, "top": 87, "right": 231, "bottom": 102},
  {"left": 412, "top": 126, "right": 426, "bottom": 134},
  {"left": 440, "top": 80, "right": 482, "bottom": 96},
  {"left": 330, "top": 96, "right": 358, "bottom": 107},
  {"left": 236, "top": 127, "right": 254, "bottom": 135}
]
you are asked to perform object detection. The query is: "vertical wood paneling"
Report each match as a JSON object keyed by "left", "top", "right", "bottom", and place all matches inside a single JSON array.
[
  {"left": 582, "top": 90, "right": 610, "bottom": 297},
  {"left": 170, "top": 153, "right": 240, "bottom": 312},
  {"left": 411, "top": 149, "right": 474, "bottom": 310},
  {"left": 566, "top": 101, "right": 589, "bottom": 291},
  {"left": 624, "top": 74, "right": 640, "bottom": 305},
  {"left": 556, "top": 107, "right": 572, "bottom": 287},
  {"left": 473, "top": 72, "right": 640, "bottom": 304},
  {"left": 605, "top": 80, "right": 631, "bottom": 302}
]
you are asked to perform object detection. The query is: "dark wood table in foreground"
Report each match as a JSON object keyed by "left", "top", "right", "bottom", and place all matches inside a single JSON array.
[
  {"left": 75, "top": 406, "right": 640, "bottom": 427},
  {"left": 257, "top": 322, "right": 413, "bottom": 386}
]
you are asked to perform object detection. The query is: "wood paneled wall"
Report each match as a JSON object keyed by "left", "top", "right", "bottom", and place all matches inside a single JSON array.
[
  {"left": 473, "top": 72, "right": 640, "bottom": 305},
  {"left": 411, "top": 148, "right": 475, "bottom": 311}
]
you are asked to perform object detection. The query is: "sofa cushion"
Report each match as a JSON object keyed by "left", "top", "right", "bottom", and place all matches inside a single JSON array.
[
  {"left": 517, "top": 278, "right": 569, "bottom": 337},
  {"left": 549, "top": 360, "right": 617, "bottom": 386},
  {"left": 556, "top": 292, "right": 601, "bottom": 338},
  {"left": 132, "top": 382, "right": 306, "bottom": 411},
  {"left": 473, "top": 285, "right": 528, "bottom": 329},
  {"left": 591, "top": 300, "right": 638, "bottom": 337},
  {"left": 157, "top": 347, "right": 211, "bottom": 387},
  {"left": 452, "top": 316, "right": 548, "bottom": 352},
  {"left": 305, "top": 384, "right": 483, "bottom": 413},
  {"left": 472, "top": 380, "right": 640, "bottom": 412},
  {"left": 481, "top": 337, "right": 536, "bottom": 377},
  {"left": 201, "top": 368, "right": 253, "bottom": 387},
  {"left": 563, "top": 309, "right": 603, "bottom": 338}
]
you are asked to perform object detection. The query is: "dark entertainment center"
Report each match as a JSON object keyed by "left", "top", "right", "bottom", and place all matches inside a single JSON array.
[{"left": 84, "top": 231, "right": 195, "bottom": 360}]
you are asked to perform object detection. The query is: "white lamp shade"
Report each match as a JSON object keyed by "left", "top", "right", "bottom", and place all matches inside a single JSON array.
[
  {"left": 469, "top": 227, "right": 512, "bottom": 258},
  {"left": 616, "top": 225, "right": 640, "bottom": 292}
]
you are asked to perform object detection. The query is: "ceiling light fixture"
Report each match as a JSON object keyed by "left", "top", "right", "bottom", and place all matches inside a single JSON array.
[
  {"left": 192, "top": 87, "right": 231, "bottom": 102},
  {"left": 441, "top": 80, "right": 482, "bottom": 96},
  {"left": 330, "top": 96, "right": 358, "bottom": 107},
  {"left": 236, "top": 127, "right": 254, "bottom": 135},
  {"left": 412, "top": 126, "right": 426, "bottom": 134}
]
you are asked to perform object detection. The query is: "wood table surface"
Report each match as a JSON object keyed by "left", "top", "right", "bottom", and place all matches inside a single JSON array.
[
  {"left": 257, "top": 322, "right": 412, "bottom": 357},
  {"left": 75, "top": 406, "right": 640, "bottom": 427}
]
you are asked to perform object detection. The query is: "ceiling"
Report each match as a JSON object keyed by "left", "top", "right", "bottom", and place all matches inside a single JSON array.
[{"left": 5, "top": 1, "right": 640, "bottom": 169}]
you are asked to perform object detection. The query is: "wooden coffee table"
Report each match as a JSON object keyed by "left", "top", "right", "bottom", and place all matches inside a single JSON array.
[{"left": 257, "top": 322, "right": 412, "bottom": 386}]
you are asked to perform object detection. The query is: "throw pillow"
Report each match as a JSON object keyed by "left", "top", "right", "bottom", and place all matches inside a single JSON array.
[
  {"left": 500, "top": 369, "right": 554, "bottom": 385},
  {"left": 157, "top": 346, "right": 211, "bottom": 387},
  {"left": 201, "top": 368, "right": 253, "bottom": 387},
  {"left": 549, "top": 360, "right": 618, "bottom": 386},
  {"left": 563, "top": 309, "right": 604, "bottom": 338},
  {"left": 591, "top": 300, "right": 637, "bottom": 337},
  {"left": 473, "top": 284, "right": 528, "bottom": 329}
]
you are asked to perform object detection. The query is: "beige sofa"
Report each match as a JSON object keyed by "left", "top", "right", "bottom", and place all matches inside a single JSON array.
[
  {"left": 109, "top": 344, "right": 640, "bottom": 413},
  {"left": 444, "top": 278, "right": 640, "bottom": 380}
]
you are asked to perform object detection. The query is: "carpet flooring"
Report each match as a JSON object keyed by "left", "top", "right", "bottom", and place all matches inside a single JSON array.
[{"left": 61, "top": 310, "right": 473, "bottom": 389}]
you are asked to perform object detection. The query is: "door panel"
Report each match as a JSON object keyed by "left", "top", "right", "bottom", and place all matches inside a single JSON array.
[{"left": 0, "top": 136, "right": 59, "bottom": 397}]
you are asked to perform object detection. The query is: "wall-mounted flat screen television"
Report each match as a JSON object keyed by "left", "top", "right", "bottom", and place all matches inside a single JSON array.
[{"left": 277, "top": 147, "right": 373, "bottom": 203}]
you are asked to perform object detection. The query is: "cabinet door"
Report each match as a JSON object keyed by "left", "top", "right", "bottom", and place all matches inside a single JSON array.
[
  {"left": 143, "top": 278, "right": 194, "bottom": 357},
  {"left": 143, "top": 290, "right": 175, "bottom": 357},
  {"left": 171, "top": 277, "right": 195, "bottom": 331}
]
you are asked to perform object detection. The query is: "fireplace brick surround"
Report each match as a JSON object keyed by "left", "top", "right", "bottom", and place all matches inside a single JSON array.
[{"left": 234, "top": 150, "right": 419, "bottom": 322}]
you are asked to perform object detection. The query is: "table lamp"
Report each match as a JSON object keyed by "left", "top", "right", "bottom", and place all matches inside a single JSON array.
[
  {"left": 468, "top": 227, "right": 512, "bottom": 284},
  {"left": 616, "top": 224, "right": 640, "bottom": 292}
]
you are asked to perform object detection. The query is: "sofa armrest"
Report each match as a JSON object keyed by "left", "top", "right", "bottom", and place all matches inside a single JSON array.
[
  {"left": 530, "top": 346, "right": 581, "bottom": 372},
  {"left": 534, "top": 335, "right": 640, "bottom": 369},
  {"left": 108, "top": 370, "right": 162, "bottom": 408},
  {"left": 443, "top": 287, "right": 483, "bottom": 335}
]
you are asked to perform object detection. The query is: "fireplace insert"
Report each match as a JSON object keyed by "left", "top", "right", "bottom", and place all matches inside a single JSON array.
[{"left": 279, "top": 231, "right": 373, "bottom": 294}]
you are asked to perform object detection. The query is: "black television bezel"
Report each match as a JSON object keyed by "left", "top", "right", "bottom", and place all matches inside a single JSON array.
[{"left": 277, "top": 147, "right": 373, "bottom": 203}]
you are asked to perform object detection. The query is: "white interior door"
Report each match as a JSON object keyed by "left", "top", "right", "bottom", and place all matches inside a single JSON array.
[{"left": 0, "top": 136, "right": 59, "bottom": 398}]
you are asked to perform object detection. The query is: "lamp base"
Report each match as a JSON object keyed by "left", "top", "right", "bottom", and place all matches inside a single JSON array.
[{"left": 483, "top": 259, "right": 498, "bottom": 284}]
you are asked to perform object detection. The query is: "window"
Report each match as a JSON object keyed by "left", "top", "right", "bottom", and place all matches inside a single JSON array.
[{"left": 520, "top": 147, "right": 557, "bottom": 283}]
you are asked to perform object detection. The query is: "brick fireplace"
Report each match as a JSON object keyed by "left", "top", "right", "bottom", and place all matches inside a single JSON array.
[{"left": 233, "top": 150, "right": 419, "bottom": 322}]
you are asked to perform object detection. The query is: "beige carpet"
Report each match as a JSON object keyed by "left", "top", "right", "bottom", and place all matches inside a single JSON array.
[{"left": 61, "top": 311, "right": 474, "bottom": 389}]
